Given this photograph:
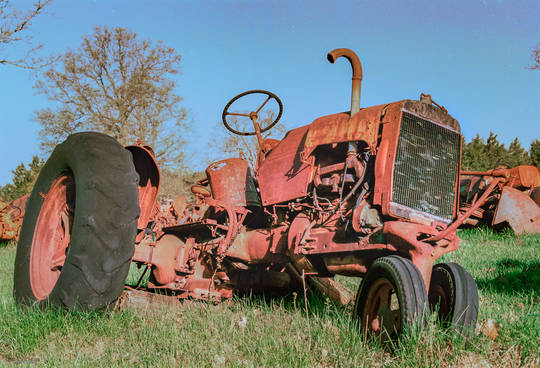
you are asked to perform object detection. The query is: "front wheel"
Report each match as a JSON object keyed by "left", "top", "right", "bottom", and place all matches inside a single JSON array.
[
  {"left": 354, "top": 256, "right": 428, "bottom": 341},
  {"left": 429, "top": 262, "right": 478, "bottom": 334},
  {"left": 14, "top": 132, "right": 140, "bottom": 309}
]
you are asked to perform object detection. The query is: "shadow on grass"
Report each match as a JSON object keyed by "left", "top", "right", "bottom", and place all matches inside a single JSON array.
[
  {"left": 0, "top": 240, "right": 15, "bottom": 248},
  {"left": 232, "top": 288, "right": 352, "bottom": 320},
  {"left": 476, "top": 258, "right": 540, "bottom": 296}
]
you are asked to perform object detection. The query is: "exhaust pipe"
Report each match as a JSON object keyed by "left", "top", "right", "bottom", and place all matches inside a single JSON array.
[{"left": 327, "top": 48, "right": 363, "bottom": 116}]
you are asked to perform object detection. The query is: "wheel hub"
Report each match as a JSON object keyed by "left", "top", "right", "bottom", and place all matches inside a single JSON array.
[{"left": 29, "top": 174, "right": 75, "bottom": 300}]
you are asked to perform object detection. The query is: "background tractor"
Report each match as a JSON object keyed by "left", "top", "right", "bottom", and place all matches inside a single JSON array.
[
  {"left": 459, "top": 165, "right": 540, "bottom": 234},
  {"left": 0, "top": 194, "right": 28, "bottom": 242},
  {"left": 14, "top": 48, "right": 479, "bottom": 338}
]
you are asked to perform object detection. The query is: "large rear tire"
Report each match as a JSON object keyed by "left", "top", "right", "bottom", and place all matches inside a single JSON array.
[
  {"left": 14, "top": 132, "right": 139, "bottom": 309},
  {"left": 354, "top": 255, "right": 428, "bottom": 341}
]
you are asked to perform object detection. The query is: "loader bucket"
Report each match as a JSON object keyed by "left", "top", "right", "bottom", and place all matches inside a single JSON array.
[{"left": 492, "top": 187, "right": 540, "bottom": 235}]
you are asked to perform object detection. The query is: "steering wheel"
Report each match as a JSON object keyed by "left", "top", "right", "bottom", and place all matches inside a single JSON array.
[{"left": 222, "top": 90, "right": 283, "bottom": 136}]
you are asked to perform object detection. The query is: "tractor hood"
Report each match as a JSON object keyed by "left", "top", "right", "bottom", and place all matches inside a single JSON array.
[{"left": 303, "top": 99, "right": 460, "bottom": 156}]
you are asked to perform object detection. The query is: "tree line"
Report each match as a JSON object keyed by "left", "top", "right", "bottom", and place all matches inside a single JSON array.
[{"left": 462, "top": 133, "right": 540, "bottom": 171}]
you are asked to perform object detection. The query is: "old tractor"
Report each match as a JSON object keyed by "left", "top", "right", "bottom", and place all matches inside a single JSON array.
[
  {"left": 14, "top": 48, "right": 479, "bottom": 338},
  {"left": 459, "top": 165, "right": 540, "bottom": 234}
]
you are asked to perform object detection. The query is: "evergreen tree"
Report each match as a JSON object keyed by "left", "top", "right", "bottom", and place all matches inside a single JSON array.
[
  {"left": 461, "top": 133, "right": 534, "bottom": 171},
  {"left": 462, "top": 134, "right": 488, "bottom": 170},
  {"left": 530, "top": 139, "right": 540, "bottom": 168},
  {"left": 483, "top": 132, "right": 507, "bottom": 169},
  {"left": 506, "top": 138, "right": 530, "bottom": 168},
  {"left": 0, "top": 156, "right": 44, "bottom": 201}
]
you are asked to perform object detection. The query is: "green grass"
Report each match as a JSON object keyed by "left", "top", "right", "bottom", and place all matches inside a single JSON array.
[{"left": 0, "top": 230, "right": 539, "bottom": 367}]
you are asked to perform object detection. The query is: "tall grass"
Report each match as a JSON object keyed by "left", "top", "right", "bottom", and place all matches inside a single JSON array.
[{"left": 0, "top": 230, "right": 538, "bottom": 367}]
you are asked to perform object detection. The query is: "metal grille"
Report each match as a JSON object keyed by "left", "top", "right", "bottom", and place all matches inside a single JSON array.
[{"left": 392, "top": 111, "right": 460, "bottom": 221}]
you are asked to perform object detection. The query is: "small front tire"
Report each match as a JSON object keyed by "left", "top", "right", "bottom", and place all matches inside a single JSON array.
[
  {"left": 429, "top": 262, "right": 479, "bottom": 334},
  {"left": 354, "top": 255, "right": 428, "bottom": 340}
]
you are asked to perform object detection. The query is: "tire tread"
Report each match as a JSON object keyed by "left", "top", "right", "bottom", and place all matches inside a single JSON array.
[{"left": 14, "top": 132, "right": 139, "bottom": 309}]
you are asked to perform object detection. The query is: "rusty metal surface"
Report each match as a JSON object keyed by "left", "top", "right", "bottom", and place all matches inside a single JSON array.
[
  {"left": 462, "top": 165, "right": 540, "bottom": 189},
  {"left": 125, "top": 145, "right": 160, "bottom": 231},
  {"left": 531, "top": 187, "right": 540, "bottom": 207},
  {"left": 434, "top": 178, "right": 501, "bottom": 241},
  {"left": 225, "top": 226, "right": 289, "bottom": 263},
  {"left": 459, "top": 166, "right": 540, "bottom": 234},
  {"left": 116, "top": 288, "right": 182, "bottom": 311},
  {"left": 206, "top": 158, "right": 260, "bottom": 207},
  {"left": 257, "top": 125, "right": 314, "bottom": 205},
  {"left": 327, "top": 48, "right": 363, "bottom": 116},
  {"left": 30, "top": 175, "right": 74, "bottom": 300},
  {"left": 303, "top": 104, "right": 383, "bottom": 153},
  {"left": 286, "top": 262, "right": 355, "bottom": 307},
  {"left": 0, "top": 194, "right": 28, "bottom": 241},
  {"left": 512, "top": 165, "right": 540, "bottom": 187},
  {"left": 492, "top": 187, "right": 540, "bottom": 235}
]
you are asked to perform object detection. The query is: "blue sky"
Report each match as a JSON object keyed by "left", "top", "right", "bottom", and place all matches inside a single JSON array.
[{"left": 1, "top": 0, "right": 539, "bottom": 185}]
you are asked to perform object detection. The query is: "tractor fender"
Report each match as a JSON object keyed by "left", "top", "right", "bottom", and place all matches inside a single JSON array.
[{"left": 125, "top": 145, "right": 160, "bottom": 231}]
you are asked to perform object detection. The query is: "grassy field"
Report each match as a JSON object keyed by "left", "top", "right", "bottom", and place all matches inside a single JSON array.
[{"left": 0, "top": 228, "right": 538, "bottom": 367}]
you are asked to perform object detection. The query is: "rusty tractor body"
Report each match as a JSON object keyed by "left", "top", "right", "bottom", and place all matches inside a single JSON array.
[
  {"left": 14, "top": 48, "right": 480, "bottom": 338},
  {"left": 459, "top": 165, "right": 540, "bottom": 234},
  {"left": 0, "top": 194, "right": 28, "bottom": 241}
]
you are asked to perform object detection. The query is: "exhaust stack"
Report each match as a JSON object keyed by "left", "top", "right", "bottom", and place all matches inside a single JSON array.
[{"left": 327, "top": 48, "right": 363, "bottom": 116}]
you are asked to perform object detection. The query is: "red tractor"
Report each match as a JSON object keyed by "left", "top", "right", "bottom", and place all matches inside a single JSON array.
[{"left": 14, "top": 48, "right": 479, "bottom": 338}]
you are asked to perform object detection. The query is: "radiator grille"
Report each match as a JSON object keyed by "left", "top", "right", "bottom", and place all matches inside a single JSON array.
[{"left": 392, "top": 111, "right": 460, "bottom": 221}]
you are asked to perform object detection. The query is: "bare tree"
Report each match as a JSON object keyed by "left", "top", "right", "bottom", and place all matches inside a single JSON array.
[
  {"left": 0, "top": 0, "right": 52, "bottom": 68},
  {"left": 528, "top": 43, "right": 539, "bottom": 70},
  {"left": 212, "top": 112, "right": 286, "bottom": 169},
  {"left": 33, "top": 26, "right": 188, "bottom": 169}
]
